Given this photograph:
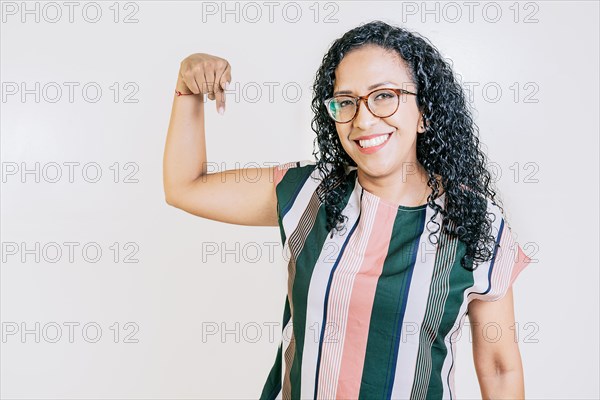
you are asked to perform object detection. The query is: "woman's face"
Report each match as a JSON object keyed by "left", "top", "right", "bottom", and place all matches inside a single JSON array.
[{"left": 332, "top": 45, "right": 425, "bottom": 179}]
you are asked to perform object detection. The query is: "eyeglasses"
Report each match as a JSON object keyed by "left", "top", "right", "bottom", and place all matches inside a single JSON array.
[{"left": 323, "top": 87, "right": 418, "bottom": 124}]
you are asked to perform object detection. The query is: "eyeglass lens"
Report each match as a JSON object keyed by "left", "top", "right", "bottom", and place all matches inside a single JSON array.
[{"left": 327, "top": 89, "right": 399, "bottom": 122}]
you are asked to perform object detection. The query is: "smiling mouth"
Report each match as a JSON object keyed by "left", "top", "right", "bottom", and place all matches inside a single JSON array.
[{"left": 354, "top": 132, "right": 393, "bottom": 149}]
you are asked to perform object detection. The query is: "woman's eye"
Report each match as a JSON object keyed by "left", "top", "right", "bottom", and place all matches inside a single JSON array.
[
  {"left": 338, "top": 100, "right": 352, "bottom": 107},
  {"left": 375, "top": 93, "right": 393, "bottom": 100}
]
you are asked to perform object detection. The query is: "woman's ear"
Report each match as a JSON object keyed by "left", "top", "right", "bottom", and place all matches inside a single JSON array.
[{"left": 417, "top": 114, "right": 426, "bottom": 133}]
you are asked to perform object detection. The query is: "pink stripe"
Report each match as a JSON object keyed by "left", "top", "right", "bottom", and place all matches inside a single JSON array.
[
  {"left": 509, "top": 245, "right": 531, "bottom": 288},
  {"left": 335, "top": 201, "right": 398, "bottom": 398}
]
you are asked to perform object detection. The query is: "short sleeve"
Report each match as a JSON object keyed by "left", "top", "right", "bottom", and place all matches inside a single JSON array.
[
  {"left": 479, "top": 203, "right": 533, "bottom": 302},
  {"left": 498, "top": 221, "right": 531, "bottom": 288},
  {"left": 273, "top": 160, "right": 318, "bottom": 243}
]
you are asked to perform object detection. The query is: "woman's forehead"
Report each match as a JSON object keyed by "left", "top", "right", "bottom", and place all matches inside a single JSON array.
[
  {"left": 333, "top": 74, "right": 416, "bottom": 94},
  {"left": 333, "top": 47, "right": 413, "bottom": 92},
  {"left": 333, "top": 80, "right": 400, "bottom": 96}
]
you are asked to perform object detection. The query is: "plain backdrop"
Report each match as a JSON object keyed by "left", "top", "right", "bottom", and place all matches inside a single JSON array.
[{"left": 1, "top": 1, "right": 599, "bottom": 399}]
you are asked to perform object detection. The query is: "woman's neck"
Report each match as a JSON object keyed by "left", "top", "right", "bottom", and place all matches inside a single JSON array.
[{"left": 356, "top": 162, "right": 442, "bottom": 207}]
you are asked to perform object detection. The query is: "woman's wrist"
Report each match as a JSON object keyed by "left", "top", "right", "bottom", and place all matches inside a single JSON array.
[{"left": 175, "top": 74, "right": 194, "bottom": 95}]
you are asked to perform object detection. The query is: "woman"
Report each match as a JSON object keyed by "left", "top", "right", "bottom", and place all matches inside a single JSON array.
[{"left": 163, "top": 20, "right": 531, "bottom": 400}]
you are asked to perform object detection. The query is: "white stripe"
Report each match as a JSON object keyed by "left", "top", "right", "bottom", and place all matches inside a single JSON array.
[
  {"left": 469, "top": 199, "right": 510, "bottom": 302},
  {"left": 300, "top": 179, "right": 363, "bottom": 399},
  {"left": 494, "top": 222, "right": 517, "bottom": 299},
  {"left": 414, "top": 219, "right": 456, "bottom": 399},
  {"left": 276, "top": 160, "right": 320, "bottom": 397},
  {"left": 440, "top": 198, "right": 507, "bottom": 399},
  {"left": 275, "top": 317, "right": 294, "bottom": 400},
  {"left": 440, "top": 302, "right": 468, "bottom": 399},
  {"left": 439, "top": 230, "right": 473, "bottom": 400},
  {"left": 279, "top": 162, "right": 321, "bottom": 244},
  {"left": 390, "top": 203, "right": 440, "bottom": 399},
  {"left": 317, "top": 188, "right": 377, "bottom": 399}
]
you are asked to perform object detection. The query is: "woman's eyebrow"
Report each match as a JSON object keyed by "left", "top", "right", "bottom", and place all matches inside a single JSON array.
[{"left": 333, "top": 81, "right": 397, "bottom": 96}]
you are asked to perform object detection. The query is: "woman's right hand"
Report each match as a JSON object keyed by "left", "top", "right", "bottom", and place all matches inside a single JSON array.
[
  {"left": 166, "top": 52, "right": 278, "bottom": 227},
  {"left": 177, "top": 53, "right": 231, "bottom": 114}
]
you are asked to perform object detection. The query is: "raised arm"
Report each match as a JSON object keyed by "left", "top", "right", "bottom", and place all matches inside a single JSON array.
[{"left": 163, "top": 53, "right": 278, "bottom": 227}]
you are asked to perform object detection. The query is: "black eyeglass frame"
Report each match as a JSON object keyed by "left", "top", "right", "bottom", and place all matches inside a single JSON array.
[{"left": 323, "top": 87, "right": 418, "bottom": 124}]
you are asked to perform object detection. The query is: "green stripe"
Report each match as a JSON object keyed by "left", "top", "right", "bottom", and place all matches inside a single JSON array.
[
  {"left": 276, "top": 164, "right": 316, "bottom": 220},
  {"left": 276, "top": 163, "right": 316, "bottom": 246},
  {"left": 425, "top": 238, "right": 473, "bottom": 398},
  {"left": 289, "top": 205, "right": 328, "bottom": 399},
  {"left": 359, "top": 209, "right": 426, "bottom": 398},
  {"left": 260, "top": 297, "right": 293, "bottom": 399},
  {"left": 289, "top": 176, "right": 356, "bottom": 398}
]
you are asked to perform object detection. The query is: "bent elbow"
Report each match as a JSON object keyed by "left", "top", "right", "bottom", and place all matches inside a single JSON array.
[{"left": 164, "top": 191, "right": 179, "bottom": 207}]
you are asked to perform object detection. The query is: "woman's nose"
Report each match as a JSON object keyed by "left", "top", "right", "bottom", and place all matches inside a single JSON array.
[{"left": 352, "top": 99, "right": 378, "bottom": 130}]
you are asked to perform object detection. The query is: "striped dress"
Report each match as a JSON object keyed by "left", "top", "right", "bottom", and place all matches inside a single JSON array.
[{"left": 260, "top": 160, "right": 531, "bottom": 400}]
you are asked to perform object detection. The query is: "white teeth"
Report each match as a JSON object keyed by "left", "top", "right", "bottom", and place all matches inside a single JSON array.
[{"left": 359, "top": 133, "right": 390, "bottom": 148}]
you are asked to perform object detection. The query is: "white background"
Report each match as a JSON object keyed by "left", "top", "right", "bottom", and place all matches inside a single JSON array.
[{"left": 1, "top": 1, "right": 599, "bottom": 398}]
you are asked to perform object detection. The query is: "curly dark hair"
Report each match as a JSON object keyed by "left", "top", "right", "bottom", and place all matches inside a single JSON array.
[{"left": 309, "top": 20, "right": 504, "bottom": 271}]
